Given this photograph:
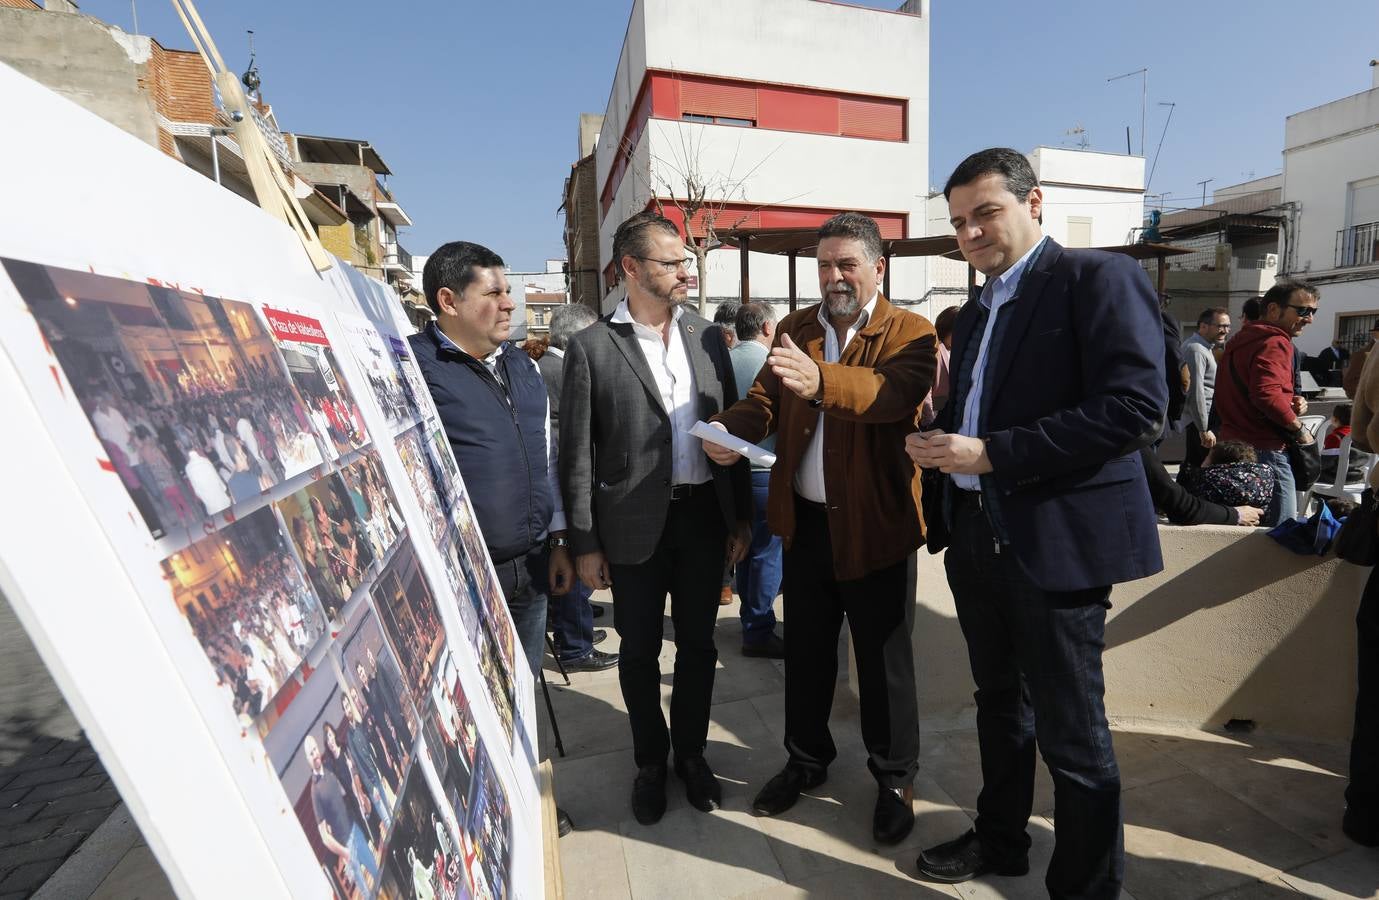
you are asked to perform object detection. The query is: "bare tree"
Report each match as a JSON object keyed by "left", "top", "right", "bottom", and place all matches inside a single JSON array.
[{"left": 620, "top": 122, "right": 787, "bottom": 315}]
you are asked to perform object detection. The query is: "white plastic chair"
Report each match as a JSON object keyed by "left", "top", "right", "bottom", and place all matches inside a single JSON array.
[
  {"left": 1299, "top": 414, "right": 1326, "bottom": 440},
  {"left": 1299, "top": 421, "right": 1374, "bottom": 514}
]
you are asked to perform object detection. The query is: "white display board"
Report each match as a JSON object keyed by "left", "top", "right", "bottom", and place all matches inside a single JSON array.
[{"left": 0, "top": 62, "right": 539, "bottom": 899}]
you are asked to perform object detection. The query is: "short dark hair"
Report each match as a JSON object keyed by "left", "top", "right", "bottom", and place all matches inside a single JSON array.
[
  {"left": 423, "top": 241, "right": 505, "bottom": 314},
  {"left": 1334, "top": 403, "right": 1353, "bottom": 427},
  {"left": 735, "top": 301, "right": 777, "bottom": 341},
  {"left": 1210, "top": 440, "right": 1258, "bottom": 465},
  {"left": 818, "top": 212, "right": 883, "bottom": 263},
  {"left": 1242, "top": 297, "right": 1262, "bottom": 321},
  {"left": 934, "top": 305, "right": 960, "bottom": 342},
  {"left": 611, "top": 211, "right": 681, "bottom": 278},
  {"left": 713, "top": 300, "right": 741, "bottom": 329},
  {"left": 547, "top": 303, "right": 598, "bottom": 349},
  {"left": 1198, "top": 307, "right": 1229, "bottom": 326},
  {"left": 1261, "top": 277, "right": 1319, "bottom": 313},
  {"left": 944, "top": 147, "right": 1038, "bottom": 203}
]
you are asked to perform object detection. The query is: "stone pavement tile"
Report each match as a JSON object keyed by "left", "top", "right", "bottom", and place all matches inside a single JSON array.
[
  {"left": 1200, "top": 877, "right": 1304, "bottom": 897},
  {"left": 1121, "top": 772, "right": 1331, "bottom": 900},
  {"left": 88, "top": 844, "right": 175, "bottom": 900},
  {"left": 542, "top": 678, "right": 635, "bottom": 761},
  {"left": 703, "top": 697, "right": 783, "bottom": 806},
  {"left": 620, "top": 805, "right": 786, "bottom": 899},
  {"left": 553, "top": 747, "right": 639, "bottom": 831},
  {"left": 924, "top": 728, "right": 1056, "bottom": 819},
  {"left": 1152, "top": 732, "right": 1350, "bottom": 853},
  {"left": 737, "top": 863, "right": 964, "bottom": 899},
  {"left": 709, "top": 651, "right": 786, "bottom": 705},
  {"left": 557, "top": 826, "right": 632, "bottom": 900},
  {"left": 949, "top": 816, "right": 1057, "bottom": 900},
  {"left": 1278, "top": 846, "right": 1379, "bottom": 898},
  {"left": 1112, "top": 731, "right": 1193, "bottom": 793}
]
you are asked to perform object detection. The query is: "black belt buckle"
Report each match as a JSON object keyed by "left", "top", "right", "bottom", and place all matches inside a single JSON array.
[{"left": 669, "top": 483, "right": 694, "bottom": 500}]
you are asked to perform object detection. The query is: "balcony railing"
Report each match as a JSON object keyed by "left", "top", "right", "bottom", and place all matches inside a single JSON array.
[
  {"left": 381, "top": 243, "right": 412, "bottom": 273},
  {"left": 1336, "top": 220, "right": 1379, "bottom": 268}
]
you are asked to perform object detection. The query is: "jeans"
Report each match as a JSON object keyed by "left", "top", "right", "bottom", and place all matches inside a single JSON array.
[
  {"left": 545, "top": 564, "right": 595, "bottom": 661},
  {"left": 734, "top": 469, "right": 781, "bottom": 645},
  {"left": 492, "top": 544, "right": 550, "bottom": 678},
  {"left": 346, "top": 823, "right": 379, "bottom": 894},
  {"left": 1258, "top": 449, "right": 1297, "bottom": 526},
  {"left": 1349, "top": 566, "right": 1379, "bottom": 826},
  {"left": 945, "top": 492, "right": 1123, "bottom": 900}
]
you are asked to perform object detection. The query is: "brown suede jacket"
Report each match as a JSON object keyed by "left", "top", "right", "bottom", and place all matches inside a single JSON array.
[{"left": 713, "top": 294, "right": 936, "bottom": 580}]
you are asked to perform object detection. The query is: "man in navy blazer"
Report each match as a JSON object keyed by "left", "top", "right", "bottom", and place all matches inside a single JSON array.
[{"left": 907, "top": 148, "right": 1166, "bottom": 899}]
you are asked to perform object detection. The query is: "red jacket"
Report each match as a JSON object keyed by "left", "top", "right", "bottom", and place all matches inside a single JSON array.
[{"left": 1215, "top": 322, "right": 1296, "bottom": 450}]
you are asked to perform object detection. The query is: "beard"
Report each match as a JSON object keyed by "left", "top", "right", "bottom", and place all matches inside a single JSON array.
[
  {"left": 823, "top": 283, "right": 861, "bottom": 319},
  {"left": 637, "top": 270, "right": 687, "bottom": 307}
]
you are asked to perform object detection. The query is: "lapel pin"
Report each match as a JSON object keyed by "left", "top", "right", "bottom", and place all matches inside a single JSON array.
[{"left": 687, "top": 325, "right": 695, "bottom": 333}]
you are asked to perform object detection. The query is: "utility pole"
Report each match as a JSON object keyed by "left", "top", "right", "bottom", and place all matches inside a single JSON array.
[{"left": 1108, "top": 67, "right": 1148, "bottom": 156}]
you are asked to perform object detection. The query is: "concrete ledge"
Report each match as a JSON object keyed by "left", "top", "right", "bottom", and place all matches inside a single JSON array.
[{"left": 856, "top": 525, "right": 1365, "bottom": 741}]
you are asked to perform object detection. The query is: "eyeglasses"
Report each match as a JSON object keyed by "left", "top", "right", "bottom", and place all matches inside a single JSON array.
[
  {"left": 636, "top": 256, "right": 694, "bottom": 273},
  {"left": 1288, "top": 305, "right": 1318, "bottom": 318}
]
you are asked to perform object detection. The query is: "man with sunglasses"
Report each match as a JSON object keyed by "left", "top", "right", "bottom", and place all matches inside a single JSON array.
[
  {"left": 559, "top": 210, "right": 750, "bottom": 825},
  {"left": 1213, "top": 278, "right": 1320, "bottom": 525}
]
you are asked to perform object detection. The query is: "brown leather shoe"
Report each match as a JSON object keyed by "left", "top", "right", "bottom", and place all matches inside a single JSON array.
[{"left": 719, "top": 586, "right": 734, "bottom": 605}]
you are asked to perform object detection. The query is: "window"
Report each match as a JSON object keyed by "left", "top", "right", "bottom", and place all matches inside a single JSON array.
[
  {"left": 1066, "top": 216, "right": 1093, "bottom": 248},
  {"left": 1349, "top": 176, "right": 1379, "bottom": 228},
  {"left": 1337, "top": 312, "right": 1379, "bottom": 352},
  {"left": 683, "top": 113, "right": 754, "bottom": 127}
]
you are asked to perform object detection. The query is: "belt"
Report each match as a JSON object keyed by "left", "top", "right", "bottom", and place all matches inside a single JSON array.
[
  {"left": 953, "top": 488, "right": 983, "bottom": 509},
  {"left": 793, "top": 493, "right": 828, "bottom": 513},
  {"left": 669, "top": 482, "right": 708, "bottom": 500}
]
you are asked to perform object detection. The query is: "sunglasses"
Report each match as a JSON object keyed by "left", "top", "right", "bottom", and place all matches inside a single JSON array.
[{"left": 1287, "top": 305, "right": 1318, "bottom": 318}]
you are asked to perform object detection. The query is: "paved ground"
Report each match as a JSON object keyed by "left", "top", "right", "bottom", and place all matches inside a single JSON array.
[
  {"left": 12, "top": 590, "right": 1376, "bottom": 898},
  {"left": 549, "top": 593, "right": 1379, "bottom": 900}
]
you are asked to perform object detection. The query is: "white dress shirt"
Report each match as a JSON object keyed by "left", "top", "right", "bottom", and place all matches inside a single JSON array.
[
  {"left": 611, "top": 299, "right": 711, "bottom": 486},
  {"left": 435, "top": 327, "right": 566, "bottom": 531},
  {"left": 794, "top": 293, "right": 879, "bottom": 503},
  {"left": 953, "top": 236, "right": 1045, "bottom": 491}
]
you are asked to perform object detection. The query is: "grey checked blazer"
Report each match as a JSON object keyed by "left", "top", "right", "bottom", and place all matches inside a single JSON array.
[{"left": 559, "top": 309, "right": 750, "bottom": 565}]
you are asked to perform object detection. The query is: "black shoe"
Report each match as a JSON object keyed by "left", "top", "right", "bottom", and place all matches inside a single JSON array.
[
  {"left": 593, "top": 628, "right": 608, "bottom": 646},
  {"left": 632, "top": 764, "right": 668, "bottom": 825},
  {"left": 557, "top": 807, "right": 574, "bottom": 837},
  {"left": 914, "top": 829, "right": 1030, "bottom": 884},
  {"left": 674, "top": 756, "right": 722, "bottom": 813},
  {"left": 593, "top": 605, "right": 605, "bottom": 618},
  {"left": 1343, "top": 807, "right": 1379, "bottom": 846},
  {"left": 742, "top": 632, "right": 785, "bottom": 659},
  {"left": 752, "top": 764, "right": 826, "bottom": 816},
  {"left": 873, "top": 785, "right": 915, "bottom": 845},
  {"left": 562, "top": 649, "right": 619, "bottom": 673}
]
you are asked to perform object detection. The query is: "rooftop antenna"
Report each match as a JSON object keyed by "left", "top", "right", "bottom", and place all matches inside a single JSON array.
[
  {"left": 1107, "top": 66, "right": 1148, "bottom": 156},
  {"left": 1146, "top": 101, "right": 1175, "bottom": 190},
  {"left": 1064, "top": 123, "right": 1090, "bottom": 150},
  {"left": 130, "top": 1, "right": 139, "bottom": 35},
  {"left": 241, "top": 30, "right": 261, "bottom": 99},
  {"left": 1197, "top": 178, "right": 1215, "bottom": 207}
]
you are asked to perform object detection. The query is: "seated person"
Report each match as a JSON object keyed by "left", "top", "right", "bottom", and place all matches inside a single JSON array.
[
  {"left": 1321, "top": 404, "right": 1367, "bottom": 484},
  {"left": 1180, "top": 440, "right": 1275, "bottom": 511},
  {"left": 1141, "top": 447, "right": 1261, "bottom": 527}
]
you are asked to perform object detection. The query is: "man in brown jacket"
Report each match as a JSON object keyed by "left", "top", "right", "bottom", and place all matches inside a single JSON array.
[{"left": 703, "top": 212, "right": 936, "bottom": 845}]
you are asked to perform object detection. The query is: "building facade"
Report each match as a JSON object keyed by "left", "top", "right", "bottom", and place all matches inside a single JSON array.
[
  {"left": 590, "top": 0, "right": 930, "bottom": 314},
  {"left": 1281, "top": 65, "right": 1379, "bottom": 355}
]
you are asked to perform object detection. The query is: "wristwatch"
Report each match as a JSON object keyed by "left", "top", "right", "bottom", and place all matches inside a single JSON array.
[{"left": 548, "top": 535, "right": 569, "bottom": 550}]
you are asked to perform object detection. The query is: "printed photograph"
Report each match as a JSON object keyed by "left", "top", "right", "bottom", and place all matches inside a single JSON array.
[
  {"left": 427, "top": 650, "right": 478, "bottom": 812},
  {"left": 338, "top": 603, "right": 420, "bottom": 785},
  {"left": 394, "top": 426, "right": 450, "bottom": 548},
  {"left": 1, "top": 259, "right": 325, "bottom": 544},
  {"left": 452, "top": 532, "right": 515, "bottom": 685},
  {"left": 455, "top": 744, "right": 513, "bottom": 900},
  {"left": 380, "top": 768, "right": 467, "bottom": 900},
  {"left": 389, "top": 335, "right": 431, "bottom": 426},
  {"left": 339, "top": 450, "right": 407, "bottom": 564},
  {"left": 266, "top": 661, "right": 403, "bottom": 900},
  {"left": 277, "top": 474, "right": 379, "bottom": 622},
  {"left": 262, "top": 305, "right": 370, "bottom": 461},
  {"left": 341, "top": 317, "right": 415, "bottom": 433},
  {"left": 159, "top": 505, "right": 327, "bottom": 729},
  {"left": 371, "top": 540, "right": 447, "bottom": 707}
]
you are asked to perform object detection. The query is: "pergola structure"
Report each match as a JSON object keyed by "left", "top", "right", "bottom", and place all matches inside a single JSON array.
[{"left": 716, "top": 227, "right": 1193, "bottom": 310}]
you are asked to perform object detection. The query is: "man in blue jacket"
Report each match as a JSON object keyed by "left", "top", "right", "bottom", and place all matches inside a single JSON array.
[{"left": 907, "top": 148, "right": 1166, "bottom": 899}]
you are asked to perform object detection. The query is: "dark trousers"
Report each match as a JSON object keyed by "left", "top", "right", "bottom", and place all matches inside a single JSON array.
[
  {"left": 534, "top": 547, "right": 595, "bottom": 662},
  {"left": 782, "top": 498, "right": 919, "bottom": 789},
  {"left": 1183, "top": 422, "right": 1209, "bottom": 471},
  {"left": 608, "top": 488, "right": 726, "bottom": 768},
  {"left": 1349, "top": 567, "right": 1379, "bottom": 823},
  {"left": 945, "top": 492, "right": 1123, "bottom": 900},
  {"left": 492, "top": 544, "right": 549, "bottom": 679},
  {"left": 734, "top": 469, "right": 781, "bottom": 646}
]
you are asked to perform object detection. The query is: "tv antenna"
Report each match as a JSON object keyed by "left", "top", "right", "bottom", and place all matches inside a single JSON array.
[
  {"left": 1146, "top": 101, "right": 1175, "bottom": 190},
  {"left": 241, "top": 30, "right": 261, "bottom": 98},
  {"left": 1064, "top": 123, "right": 1090, "bottom": 150},
  {"left": 1107, "top": 66, "right": 1148, "bottom": 156}
]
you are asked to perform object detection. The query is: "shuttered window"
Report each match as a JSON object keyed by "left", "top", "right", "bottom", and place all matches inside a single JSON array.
[
  {"left": 679, "top": 78, "right": 757, "bottom": 122},
  {"left": 838, "top": 97, "right": 905, "bottom": 141}
]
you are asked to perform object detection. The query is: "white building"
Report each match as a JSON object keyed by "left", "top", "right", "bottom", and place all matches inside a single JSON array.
[
  {"left": 592, "top": 0, "right": 930, "bottom": 315},
  {"left": 1281, "top": 64, "right": 1379, "bottom": 355}
]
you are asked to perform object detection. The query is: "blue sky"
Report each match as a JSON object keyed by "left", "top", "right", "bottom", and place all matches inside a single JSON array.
[{"left": 87, "top": 0, "right": 1378, "bottom": 270}]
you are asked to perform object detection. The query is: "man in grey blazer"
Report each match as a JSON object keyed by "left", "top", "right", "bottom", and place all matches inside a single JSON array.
[{"left": 560, "top": 210, "right": 751, "bottom": 825}]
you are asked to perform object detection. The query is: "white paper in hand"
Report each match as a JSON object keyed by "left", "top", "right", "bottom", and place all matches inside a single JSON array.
[{"left": 691, "top": 420, "right": 776, "bottom": 468}]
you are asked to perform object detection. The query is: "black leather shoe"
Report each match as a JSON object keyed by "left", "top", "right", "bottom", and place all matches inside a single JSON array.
[
  {"left": 674, "top": 756, "right": 722, "bottom": 813},
  {"left": 914, "top": 829, "right": 1030, "bottom": 884},
  {"left": 593, "top": 628, "right": 609, "bottom": 645},
  {"left": 752, "top": 765, "right": 826, "bottom": 816},
  {"left": 873, "top": 784, "right": 915, "bottom": 845},
  {"left": 557, "top": 807, "right": 574, "bottom": 837},
  {"left": 592, "top": 605, "right": 605, "bottom": 618},
  {"left": 632, "top": 764, "right": 668, "bottom": 825},
  {"left": 562, "top": 649, "right": 619, "bottom": 672},
  {"left": 742, "top": 632, "right": 785, "bottom": 659}
]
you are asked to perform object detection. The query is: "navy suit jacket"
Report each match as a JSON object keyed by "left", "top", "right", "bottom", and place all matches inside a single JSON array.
[{"left": 937, "top": 239, "right": 1167, "bottom": 592}]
